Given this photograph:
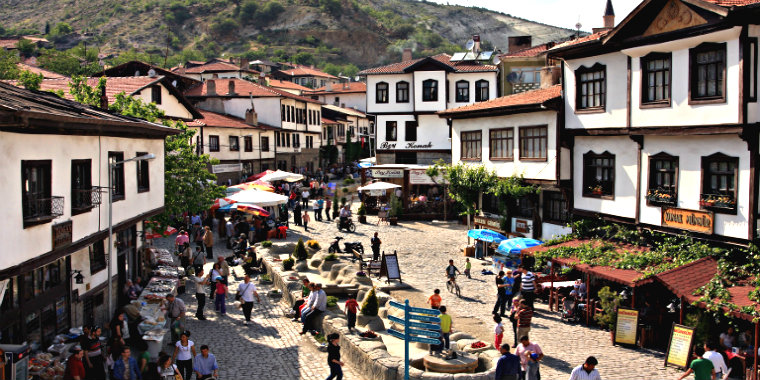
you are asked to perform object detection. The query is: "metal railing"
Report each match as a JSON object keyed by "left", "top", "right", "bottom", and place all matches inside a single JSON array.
[
  {"left": 23, "top": 195, "right": 64, "bottom": 221},
  {"left": 72, "top": 186, "right": 105, "bottom": 211}
]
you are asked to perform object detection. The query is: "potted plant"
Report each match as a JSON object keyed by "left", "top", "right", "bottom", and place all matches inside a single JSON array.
[
  {"left": 594, "top": 286, "right": 622, "bottom": 344},
  {"left": 357, "top": 203, "right": 367, "bottom": 224},
  {"left": 388, "top": 193, "right": 402, "bottom": 225},
  {"left": 293, "top": 238, "right": 308, "bottom": 261},
  {"left": 332, "top": 195, "right": 340, "bottom": 218},
  {"left": 589, "top": 185, "right": 603, "bottom": 195}
]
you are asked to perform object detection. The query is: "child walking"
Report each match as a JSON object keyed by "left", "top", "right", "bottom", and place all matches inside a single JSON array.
[
  {"left": 303, "top": 210, "right": 311, "bottom": 232},
  {"left": 494, "top": 315, "right": 504, "bottom": 349},
  {"left": 214, "top": 276, "right": 228, "bottom": 315},
  {"left": 427, "top": 289, "right": 442, "bottom": 310},
  {"left": 464, "top": 258, "right": 472, "bottom": 279},
  {"left": 345, "top": 296, "right": 360, "bottom": 332},
  {"left": 326, "top": 333, "right": 344, "bottom": 380}
]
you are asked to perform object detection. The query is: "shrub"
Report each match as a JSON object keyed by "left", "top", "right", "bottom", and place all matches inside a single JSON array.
[
  {"left": 360, "top": 288, "right": 379, "bottom": 316},
  {"left": 326, "top": 296, "right": 338, "bottom": 307},
  {"left": 261, "top": 240, "right": 273, "bottom": 248},
  {"left": 343, "top": 178, "right": 355, "bottom": 185},
  {"left": 260, "top": 274, "right": 272, "bottom": 282},
  {"left": 306, "top": 240, "right": 321, "bottom": 250},
  {"left": 294, "top": 238, "right": 308, "bottom": 261},
  {"left": 357, "top": 203, "right": 366, "bottom": 216},
  {"left": 340, "top": 197, "right": 347, "bottom": 206},
  {"left": 342, "top": 187, "right": 349, "bottom": 193},
  {"left": 332, "top": 196, "right": 340, "bottom": 213},
  {"left": 325, "top": 253, "right": 337, "bottom": 261},
  {"left": 282, "top": 257, "right": 294, "bottom": 271},
  {"left": 594, "top": 286, "right": 622, "bottom": 330}
]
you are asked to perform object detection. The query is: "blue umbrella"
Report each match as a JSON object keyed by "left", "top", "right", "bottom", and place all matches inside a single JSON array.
[
  {"left": 467, "top": 229, "right": 507, "bottom": 243},
  {"left": 497, "top": 238, "right": 543, "bottom": 255}
]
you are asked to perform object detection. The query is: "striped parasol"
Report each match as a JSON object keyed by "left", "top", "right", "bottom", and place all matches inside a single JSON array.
[
  {"left": 235, "top": 203, "right": 270, "bottom": 217},
  {"left": 211, "top": 197, "right": 237, "bottom": 210}
]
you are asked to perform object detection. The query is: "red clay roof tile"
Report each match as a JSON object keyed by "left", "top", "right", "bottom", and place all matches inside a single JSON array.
[
  {"left": 359, "top": 53, "right": 497, "bottom": 75},
  {"left": 308, "top": 82, "right": 366, "bottom": 94},
  {"left": 188, "top": 110, "right": 275, "bottom": 130},
  {"left": 439, "top": 85, "right": 561, "bottom": 115}
]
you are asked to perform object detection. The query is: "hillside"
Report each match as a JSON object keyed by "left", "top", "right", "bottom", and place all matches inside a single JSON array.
[{"left": 0, "top": 0, "right": 579, "bottom": 69}]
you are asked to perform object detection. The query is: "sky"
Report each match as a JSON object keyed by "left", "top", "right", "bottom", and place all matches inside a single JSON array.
[{"left": 426, "top": 0, "right": 643, "bottom": 32}]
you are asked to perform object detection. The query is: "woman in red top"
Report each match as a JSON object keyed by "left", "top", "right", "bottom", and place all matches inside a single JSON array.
[
  {"left": 214, "top": 277, "right": 228, "bottom": 315},
  {"left": 64, "top": 349, "right": 86, "bottom": 380}
]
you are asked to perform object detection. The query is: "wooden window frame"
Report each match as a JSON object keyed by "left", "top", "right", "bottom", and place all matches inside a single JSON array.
[
  {"left": 385, "top": 121, "right": 397, "bottom": 141},
  {"left": 518, "top": 125, "right": 548, "bottom": 161},
  {"left": 700, "top": 152, "right": 739, "bottom": 214},
  {"left": 422, "top": 79, "right": 438, "bottom": 102},
  {"left": 640, "top": 52, "right": 672, "bottom": 108},
  {"left": 543, "top": 191, "right": 569, "bottom": 224},
  {"left": 151, "top": 85, "right": 162, "bottom": 105},
  {"left": 261, "top": 136, "right": 270, "bottom": 152},
  {"left": 575, "top": 63, "right": 606, "bottom": 113},
  {"left": 71, "top": 159, "right": 93, "bottom": 215},
  {"left": 489, "top": 128, "right": 514, "bottom": 161},
  {"left": 460, "top": 130, "right": 482, "bottom": 161},
  {"left": 689, "top": 42, "right": 727, "bottom": 104},
  {"left": 21, "top": 159, "right": 53, "bottom": 227},
  {"left": 749, "top": 38, "right": 758, "bottom": 102},
  {"left": 136, "top": 151, "right": 150, "bottom": 193},
  {"left": 646, "top": 152, "right": 678, "bottom": 207},
  {"left": 376, "top": 82, "right": 389, "bottom": 104},
  {"left": 229, "top": 136, "right": 240, "bottom": 152},
  {"left": 89, "top": 240, "right": 106, "bottom": 274},
  {"left": 455, "top": 80, "right": 469, "bottom": 103},
  {"left": 244, "top": 136, "right": 253, "bottom": 152},
  {"left": 208, "top": 135, "right": 220, "bottom": 152},
  {"left": 396, "top": 81, "right": 409, "bottom": 103},
  {"left": 475, "top": 79, "right": 489, "bottom": 102},
  {"left": 108, "top": 151, "right": 125, "bottom": 201},
  {"left": 582, "top": 151, "right": 615, "bottom": 199}
]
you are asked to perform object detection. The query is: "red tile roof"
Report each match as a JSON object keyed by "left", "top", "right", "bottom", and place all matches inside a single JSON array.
[
  {"left": 502, "top": 44, "right": 551, "bottom": 58},
  {"left": 179, "top": 61, "right": 259, "bottom": 75},
  {"left": 266, "top": 85, "right": 324, "bottom": 104},
  {"left": 654, "top": 257, "right": 718, "bottom": 302},
  {"left": 267, "top": 79, "right": 312, "bottom": 91},
  {"left": 321, "top": 117, "right": 339, "bottom": 125},
  {"left": 703, "top": 0, "right": 760, "bottom": 5},
  {"left": 187, "top": 110, "right": 275, "bottom": 129},
  {"left": 17, "top": 63, "right": 68, "bottom": 79},
  {"left": 550, "top": 31, "right": 610, "bottom": 51},
  {"left": 278, "top": 66, "right": 337, "bottom": 79},
  {"left": 184, "top": 79, "right": 281, "bottom": 97},
  {"left": 29, "top": 76, "right": 161, "bottom": 102},
  {"left": 308, "top": 82, "right": 366, "bottom": 94},
  {"left": 439, "top": 85, "right": 561, "bottom": 115},
  {"left": 359, "top": 53, "right": 497, "bottom": 75}
]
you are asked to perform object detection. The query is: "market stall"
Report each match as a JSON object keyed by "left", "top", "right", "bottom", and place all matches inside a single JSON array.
[{"left": 492, "top": 238, "right": 542, "bottom": 271}]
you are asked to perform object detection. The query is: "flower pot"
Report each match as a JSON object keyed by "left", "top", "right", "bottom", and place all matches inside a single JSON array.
[
  {"left": 592, "top": 190, "right": 603, "bottom": 195},
  {"left": 389, "top": 217, "right": 398, "bottom": 226},
  {"left": 358, "top": 215, "right": 367, "bottom": 224}
]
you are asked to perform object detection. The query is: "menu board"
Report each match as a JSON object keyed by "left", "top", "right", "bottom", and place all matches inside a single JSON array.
[
  {"left": 614, "top": 307, "right": 639, "bottom": 345},
  {"left": 665, "top": 324, "right": 696, "bottom": 369},
  {"left": 382, "top": 251, "right": 402, "bottom": 283}
]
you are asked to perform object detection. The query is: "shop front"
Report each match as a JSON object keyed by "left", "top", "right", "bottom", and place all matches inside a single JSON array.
[{"left": 362, "top": 165, "right": 451, "bottom": 220}]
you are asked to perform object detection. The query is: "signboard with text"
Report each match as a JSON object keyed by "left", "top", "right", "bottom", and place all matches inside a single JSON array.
[
  {"left": 52, "top": 221, "right": 73, "bottom": 250},
  {"left": 381, "top": 251, "right": 402, "bottom": 283},
  {"left": 388, "top": 300, "right": 441, "bottom": 380},
  {"left": 409, "top": 169, "right": 442, "bottom": 185},
  {"left": 614, "top": 307, "right": 639, "bottom": 346},
  {"left": 665, "top": 324, "right": 696, "bottom": 369},
  {"left": 211, "top": 163, "right": 243, "bottom": 174},
  {"left": 474, "top": 216, "right": 504, "bottom": 233},
  {"left": 370, "top": 168, "right": 404, "bottom": 178},
  {"left": 661, "top": 207, "right": 714, "bottom": 234}
]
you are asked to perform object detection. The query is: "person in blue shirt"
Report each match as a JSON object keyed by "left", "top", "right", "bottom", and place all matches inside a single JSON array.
[
  {"left": 112, "top": 347, "right": 141, "bottom": 380},
  {"left": 494, "top": 343, "right": 520, "bottom": 380},
  {"left": 193, "top": 345, "right": 219, "bottom": 380}
]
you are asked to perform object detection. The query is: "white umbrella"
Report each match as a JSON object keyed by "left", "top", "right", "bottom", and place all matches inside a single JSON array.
[
  {"left": 357, "top": 181, "right": 402, "bottom": 191},
  {"left": 259, "top": 169, "right": 304, "bottom": 182},
  {"left": 227, "top": 189, "right": 288, "bottom": 207}
]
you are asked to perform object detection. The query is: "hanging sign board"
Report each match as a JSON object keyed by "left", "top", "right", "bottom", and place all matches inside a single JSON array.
[
  {"left": 661, "top": 207, "right": 714, "bottom": 234},
  {"left": 474, "top": 216, "right": 504, "bottom": 233},
  {"left": 211, "top": 163, "right": 243, "bottom": 174},
  {"left": 665, "top": 324, "right": 696, "bottom": 369},
  {"left": 370, "top": 168, "right": 404, "bottom": 178},
  {"left": 614, "top": 307, "right": 639, "bottom": 346},
  {"left": 369, "top": 189, "right": 385, "bottom": 197},
  {"left": 381, "top": 251, "right": 402, "bottom": 283},
  {"left": 409, "top": 170, "right": 441, "bottom": 185},
  {"left": 52, "top": 221, "right": 73, "bottom": 250}
]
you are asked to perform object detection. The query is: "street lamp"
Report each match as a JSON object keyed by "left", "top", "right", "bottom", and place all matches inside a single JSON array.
[{"left": 107, "top": 153, "right": 155, "bottom": 318}]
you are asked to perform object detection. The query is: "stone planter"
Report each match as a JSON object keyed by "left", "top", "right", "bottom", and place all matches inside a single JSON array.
[
  {"left": 389, "top": 217, "right": 398, "bottom": 225},
  {"left": 358, "top": 215, "right": 367, "bottom": 223}
]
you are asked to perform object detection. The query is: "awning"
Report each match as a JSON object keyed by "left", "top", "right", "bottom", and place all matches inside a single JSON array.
[
  {"left": 357, "top": 181, "right": 401, "bottom": 191},
  {"left": 654, "top": 256, "right": 717, "bottom": 303},
  {"left": 259, "top": 169, "right": 304, "bottom": 182},
  {"left": 227, "top": 189, "right": 288, "bottom": 207}
]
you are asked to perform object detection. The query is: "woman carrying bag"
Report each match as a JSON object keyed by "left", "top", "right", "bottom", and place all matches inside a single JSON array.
[{"left": 157, "top": 354, "right": 182, "bottom": 380}]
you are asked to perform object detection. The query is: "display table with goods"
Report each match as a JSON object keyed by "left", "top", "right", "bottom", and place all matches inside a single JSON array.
[{"left": 136, "top": 249, "right": 181, "bottom": 359}]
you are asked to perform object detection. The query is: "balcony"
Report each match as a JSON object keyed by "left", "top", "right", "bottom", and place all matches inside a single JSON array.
[
  {"left": 699, "top": 193, "right": 737, "bottom": 214},
  {"left": 23, "top": 195, "right": 64, "bottom": 226},
  {"left": 72, "top": 186, "right": 104, "bottom": 214}
]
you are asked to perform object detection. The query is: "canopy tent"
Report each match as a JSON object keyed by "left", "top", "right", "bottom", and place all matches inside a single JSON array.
[
  {"left": 227, "top": 189, "right": 288, "bottom": 207},
  {"left": 247, "top": 169, "right": 275, "bottom": 181},
  {"left": 228, "top": 180, "right": 274, "bottom": 193},
  {"left": 211, "top": 197, "right": 237, "bottom": 210},
  {"left": 497, "top": 238, "right": 543, "bottom": 255},
  {"left": 235, "top": 203, "right": 270, "bottom": 217},
  {"left": 357, "top": 181, "right": 401, "bottom": 191},
  {"left": 467, "top": 229, "right": 507, "bottom": 243},
  {"left": 259, "top": 169, "right": 304, "bottom": 182},
  {"left": 358, "top": 157, "right": 376, "bottom": 168}
]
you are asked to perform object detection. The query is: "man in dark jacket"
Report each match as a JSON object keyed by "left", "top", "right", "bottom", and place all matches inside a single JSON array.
[{"left": 494, "top": 344, "right": 520, "bottom": 380}]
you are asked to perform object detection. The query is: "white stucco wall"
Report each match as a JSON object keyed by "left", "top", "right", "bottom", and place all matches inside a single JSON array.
[
  {"left": 0, "top": 132, "right": 165, "bottom": 270},
  {"left": 564, "top": 52, "right": 629, "bottom": 129},
  {"left": 542, "top": 222, "right": 573, "bottom": 240},
  {"left": 446, "top": 72, "right": 499, "bottom": 109},
  {"left": 194, "top": 126, "right": 276, "bottom": 161},
  {"left": 366, "top": 74, "right": 415, "bottom": 114},
  {"left": 639, "top": 135, "right": 750, "bottom": 239},
  {"left": 413, "top": 71, "right": 447, "bottom": 112},
  {"left": 573, "top": 135, "right": 639, "bottom": 219},
  {"left": 319, "top": 92, "right": 367, "bottom": 112},
  {"left": 134, "top": 83, "right": 194, "bottom": 120},
  {"left": 201, "top": 97, "right": 282, "bottom": 128},
  {"left": 451, "top": 111, "right": 558, "bottom": 181}
]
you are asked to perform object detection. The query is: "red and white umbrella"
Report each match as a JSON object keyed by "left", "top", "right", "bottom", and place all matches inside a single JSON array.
[
  {"left": 211, "top": 197, "right": 237, "bottom": 210},
  {"left": 235, "top": 204, "right": 270, "bottom": 217}
]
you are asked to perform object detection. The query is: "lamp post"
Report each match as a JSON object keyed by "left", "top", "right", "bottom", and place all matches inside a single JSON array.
[{"left": 108, "top": 153, "right": 155, "bottom": 318}]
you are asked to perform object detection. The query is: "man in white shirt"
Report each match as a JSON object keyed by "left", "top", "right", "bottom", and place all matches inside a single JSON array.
[
  {"left": 237, "top": 275, "right": 261, "bottom": 325},
  {"left": 703, "top": 341, "right": 728, "bottom": 379},
  {"left": 301, "top": 189, "right": 310, "bottom": 208},
  {"left": 194, "top": 269, "right": 209, "bottom": 320},
  {"left": 301, "top": 283, "right": 327, "bottom": 335},
  {"left": 568, "top": 356, "right": 601, "bottom": 380}
]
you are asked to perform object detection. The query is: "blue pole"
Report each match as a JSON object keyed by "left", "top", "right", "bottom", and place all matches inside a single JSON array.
[{"left": 404, "top": 299, "right": 410, "bottom": 380}]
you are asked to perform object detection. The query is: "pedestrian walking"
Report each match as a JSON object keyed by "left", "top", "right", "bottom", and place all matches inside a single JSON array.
[
  {"left": 494, "top": 315, "right": 505, "bottom": 349},
  {"left": 509, "top": 297, "right": 521, "bottom": 347},
  {"left": 192, "top": 247, "right": 205, "bottom": 274},
  {"left": 313, "top": 198, "right": 321, "bottom": 222},
  {"left": 194, "top": 269, "right": 208, "bottom": 320},
  {"left": 678, "top": 346, "right": 714, "bottom": 380},
  {"left": 703, "top": 341, "right": 728, "bottom": 379},
  {"left": 156, "top": 354, "right": 182, "bottom": 380},
  {"left": 302, "top": 188, "right": 310, "bottom": 208},
  {"left": 439, "top": 306, "right": 452, "bottom": 351},
  {"left": 493, "top": 271, "right": 510, "bottom": 317},
  {"left": 325, "top": 333, "right": 345, "bottom": 380},
  {"left": 192, "top": 223, "right": 204, "bottom": 252},
  {"left": 193, "top": 345, "right": 219, "bottom": 380},
  {"left": 568, "top": 356, "right": 601, "bottom": 380},
  {"left": 83, "top": 326, "right": 106, "bottom": 380},
  {"left": 370, "top": 232, "right": 382, "bottom": 261},
  {"left": 237, "top": 275, "right": 261, "bottom": 325},
  {"left": 63, "top": 347, "right": 86, "bottom": 380},
  {"left": 504, "top": 270, "right": 516, "bottom": 310},
  {"left": 164, "top": 294, "right": 186, "bottom": 345},
  {"left": 515, "top": 336, "right": 543, "bottom": 380},
  {"left": 317, "top": 197, "right": 325, "bottom": 221},
  {"left": 202, "top": 226, "right": 214, "bottom": 260},
  {"left": 464, "top": 258, "right": 472, "bottom": 279},
  {"left": 516, "top": 300, "right": 533, "bottom": 343},
  {"left": 294, "top": 202, "right": 303, "bottom": 226},
  {"left": 427, "top": 289, "right": 442, "bottom": 310},
  {"left": 495, "top": 344, "right": 521, "bottom": 380},
  {"left": 171, "top": 331, "right": 195, "bottom": 380},
  {"left": 325, "top": 197, "right": 332, "bottom": 221},
  {"left": 216, "top": 256, "right": 230, "bottom": 284},
  {"left": 345, "top": 295, "right": 359, "bottom": 332},
  {"left": 214, "top": 276, "right": 228, "bottom": 315},
  {"left": 303, "top": 210, "right": 311, "bottom": 232},
  {"left": 519, "top": 265, "right": 538, "bottom": 307},
  {"left": 208, "top": 263, "right": 222, "bottom": 301}
]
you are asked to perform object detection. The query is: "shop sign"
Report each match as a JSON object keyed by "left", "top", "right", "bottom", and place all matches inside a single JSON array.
[
  {"left": 369, "top": 189, "right": 385, "bottom": 197},
  {"left": 409, "top": 169, "right": 442, "bottom": 185},
  {"left": 661, "top": 207, "right": 714, "bottom": 234},
  {"left": 614, "top": 308, "right": 639, "bottom": 345},
  {"left": 513, "top": 218, "right": 532, "bottom": 234},
  {"left": 378, "top": 141, "right": 434, "bottom": 150},
  {"left": 665, "top": 324, "right": 696, "bottom": 369},
  {"left": 211, "top": 163, "right": 243, "bottom": 174},
  {"left": 370, "top": 168, "right": 404, "bottom": 178},
  {"left": 52, "top": 221, "right": 73, "bottom": 250},
  {"left": 474, "top": 216, "right": 503, "bottom": 232}
]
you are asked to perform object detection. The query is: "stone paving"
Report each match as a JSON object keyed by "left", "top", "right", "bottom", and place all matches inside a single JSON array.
[{"left": 152, "top": 237, "right": 360, "bottom": 380}]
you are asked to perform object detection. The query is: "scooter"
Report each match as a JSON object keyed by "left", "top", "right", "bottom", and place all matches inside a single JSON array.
[
  {"left": 328, "top": 236, "right": 365, "bottom": 254},
  {"left": 337, "top": 217, "right": 356, "bottom": 232}
]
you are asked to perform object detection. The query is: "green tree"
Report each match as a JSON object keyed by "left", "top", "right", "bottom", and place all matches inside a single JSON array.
[
  {"left": 0, "top": 50, "right": 20, "bottom": 80},
  {"left": 293, "top": 238, "right": 308, "bottom": 261},
  {"left": 360, "top": 288, "right": 379, "bottom": 316},
  {"left": 239, "top": 0, "right": 258, "bottom": 22},
  {"left": 18, "top": 70, "right": 43, "bottom": 90},
  {"left": 49, "top": 22, "right": 73, "bottom": 38},
  {"left": 255, "top": 1, "right": 284, "bottom": 24},
  {"left": 16, "top": 39, "right": 36, "bottom": 56},
  {"left": 210, "top": 16, "right": 238, "bottom": 37},
  {"left": 293, "top": 52, "right": 314, "bottom": 66}
]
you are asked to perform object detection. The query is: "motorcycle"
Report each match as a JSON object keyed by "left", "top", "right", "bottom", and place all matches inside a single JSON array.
[
  {"left": 328, "top": 236, "right": 365, "bottom": 254},
  {"left": 337, "top": 217, "right": 356, "bottom": 232}
]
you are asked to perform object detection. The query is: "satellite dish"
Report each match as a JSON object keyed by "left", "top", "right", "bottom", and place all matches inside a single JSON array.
[
  {"left": 147, "top": 68, "right": 157, "bottom": 77},
  {"left": 506, "top": 72, "right": 520, "bottom": 83},
  {"left": 492, "top": 55, "right": 501, "bottom": 65},
  {"left": 575, "top": 22, "right": 583, "bottom": 30},
  {"left": 465, "top": 39, "right": 475, "bottom": 51}
]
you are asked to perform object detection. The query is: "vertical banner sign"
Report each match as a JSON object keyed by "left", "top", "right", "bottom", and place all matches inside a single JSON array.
[
  {"left": 614, "top": 307, "right": 639, "bottom": 345},
  {"left": 665, "top": 324, "right": 696, "bottom": 369},
  {"left": 388, "top": 300, "right": 441, "bottom": 380}
]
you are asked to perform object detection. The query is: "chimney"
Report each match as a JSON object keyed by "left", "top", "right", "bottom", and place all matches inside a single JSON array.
[
  {"left": 99, "top": 84, "right": 108, "bottom": 110},
  {"left": 402, "top": 48, "right": 413, "bottom": 62},
  {"left": 604, "top": 0, "right": 615, "bottom": 29},
  {"left": 207, "top": 80, "right": 216, "bottom": 95},
  {"left": 245, "top": 108, "right": 258, "bottom": 126},
  {"left": 540, "top": 66, "right": 562, "bottom": 89},
  {"left": 472, "top": 34, "right": 481, "bottom": 54},
  {"left": 227, "top": 80, "right": 236, "bottom": 95},
  {"left": 508, "top": 36, "right": 532, "bottom": 54}
]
